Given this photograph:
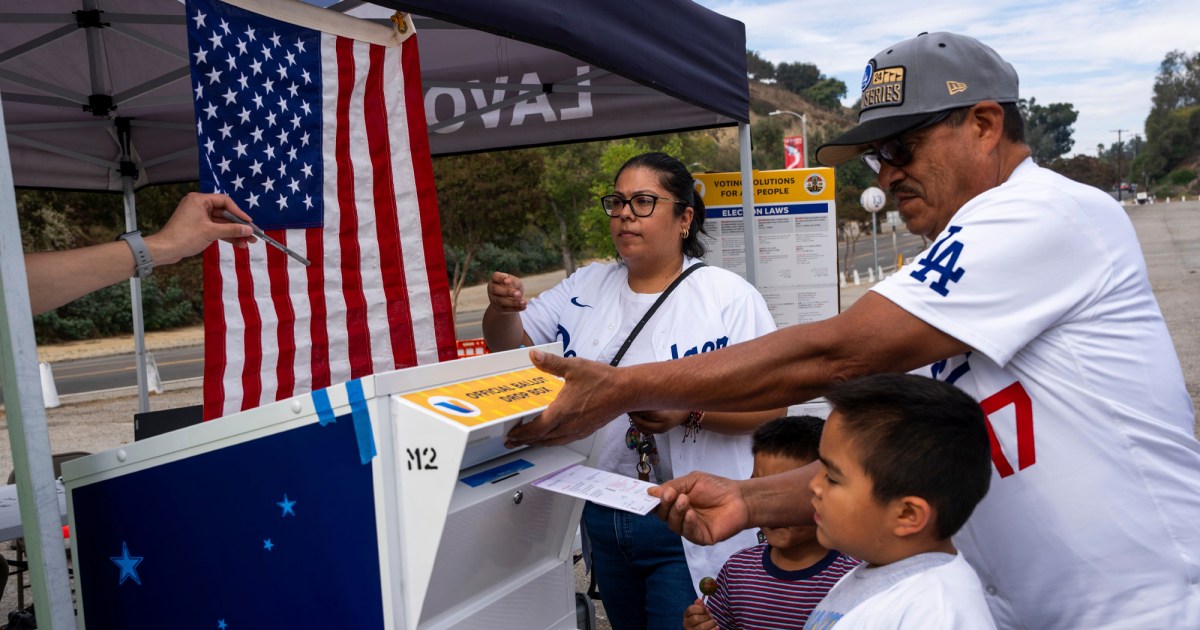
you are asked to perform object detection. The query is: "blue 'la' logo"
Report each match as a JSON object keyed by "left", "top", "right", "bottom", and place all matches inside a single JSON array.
[
  {"left": 909, "top": 226, "right": 966, "bottom": 296},
  {"left": 861, "top": 62, "right": 874, "bottom": 91}
]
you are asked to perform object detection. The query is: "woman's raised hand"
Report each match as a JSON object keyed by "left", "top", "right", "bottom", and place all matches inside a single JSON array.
[{"left": 487, "top": 271, "right": 527, "bottom": 312}]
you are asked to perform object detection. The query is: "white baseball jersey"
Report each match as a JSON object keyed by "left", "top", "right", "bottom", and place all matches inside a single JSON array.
[
  {"left": 806, "top": 553, "right": 997, "bottom": 630},
  {"left": 873, "top": 159, "right": 1200, "bottom": 629},
  {"left": 521, "top": 257, "right": 777, "bottom": 588}
]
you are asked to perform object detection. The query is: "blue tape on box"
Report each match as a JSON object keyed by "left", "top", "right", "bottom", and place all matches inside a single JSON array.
[{"left": 346, "top": 379, "right": 376, "bottom": 465}]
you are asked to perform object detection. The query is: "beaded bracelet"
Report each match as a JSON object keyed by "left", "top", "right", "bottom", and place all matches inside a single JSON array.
[{"left": 682, "top": 410, "right": 704, "bottom": 442}]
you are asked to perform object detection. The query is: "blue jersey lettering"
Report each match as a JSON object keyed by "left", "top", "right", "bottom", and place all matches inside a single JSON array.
[{"left": 910, "top": 225, "right": 966, "bottom": 296}]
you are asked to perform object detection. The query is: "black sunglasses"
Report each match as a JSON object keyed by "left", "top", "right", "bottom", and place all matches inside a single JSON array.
[{"left": 860, "top": 109, "right": 957, "bottom": 174}]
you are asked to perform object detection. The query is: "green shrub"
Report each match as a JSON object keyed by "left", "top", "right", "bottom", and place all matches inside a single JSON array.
[
  {"left": 1165, "top": 167, "right": 1197, "bottom": 186},
  {"left": 33, "top": 276, "right": 202, "bottom": 343}
]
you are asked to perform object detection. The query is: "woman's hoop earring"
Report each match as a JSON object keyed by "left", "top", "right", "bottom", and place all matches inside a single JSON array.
[{"left": 682, "top": 228, "right": 689, "bottom": 239}]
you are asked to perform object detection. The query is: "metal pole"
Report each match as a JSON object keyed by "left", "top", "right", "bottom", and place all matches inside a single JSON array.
[
  {"left": 891, "top": 224, "right": 898, "bottom": 269},
  {"left": 117, "top": 119, "right": 150, "bottom": 414},
  {"left": 801, "top": 113, "right": 808, "bottom": 169},
  {"left": 1111, "top": 128, "right": 1128, "bottom": 201},
  {"left": 738, "top": 122, "right": 757, "bottom": 285},
  {"left": 871, "top": 211, "right": 879, "bottom": 274},
  {"left": 0, "top": 92, "right": 77, "bottom": 630}
]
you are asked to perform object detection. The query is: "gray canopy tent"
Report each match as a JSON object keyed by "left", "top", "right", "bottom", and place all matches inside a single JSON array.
[{"left": 0, "top": 0, "right": 755, "bottom": 626}]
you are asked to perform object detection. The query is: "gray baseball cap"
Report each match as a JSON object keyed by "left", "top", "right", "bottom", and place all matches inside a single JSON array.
[{"left": 815, "top": 32, "right": 1019, "bottom": 166}]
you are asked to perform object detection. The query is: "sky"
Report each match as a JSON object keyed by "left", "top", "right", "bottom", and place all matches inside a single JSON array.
[{"left": 694, "top": 0, "right": 1200, "bottom": 157}]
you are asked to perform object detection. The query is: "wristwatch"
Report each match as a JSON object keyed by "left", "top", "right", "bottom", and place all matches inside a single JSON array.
[{"left": 117, "top": 230, "right": 154, "bottom": 278}]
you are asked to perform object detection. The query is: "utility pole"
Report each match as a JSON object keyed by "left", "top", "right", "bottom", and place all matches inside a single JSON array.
[{"left": 1111, "top": 129, "right": 1128, "bottom": 201}]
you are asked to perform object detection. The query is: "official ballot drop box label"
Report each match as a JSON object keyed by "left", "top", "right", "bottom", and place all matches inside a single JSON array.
[
  {"left": 693, "top": 169, "right": 838, "bottom": 327},
  {"left": 400, "top": 367, "right": 563, "bottom": 426}
]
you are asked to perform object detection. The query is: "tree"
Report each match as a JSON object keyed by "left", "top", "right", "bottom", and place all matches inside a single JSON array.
[
  {"left": 1151, "top": 50, "right": 1200, "bottom": 114},
  {"left": 804, "top": 77, "right": 848, "bottom": 110},
  {"left": 746, "top": 50, "right": 775, "bottom": 81},
  {"left": 1019, "top": 98, "right": 1078, "bottom": 163},
  {"left": 774, "top": 62, "right": 820, "bottom": 95},
  {"left": 1045, "top": 154, "right": 1114, "bottom": 190},
  {"left": 433, "top": 150, "right": 545, "bottom": 310},
  {"left": 538, "top": 142, "right": 604, "bottom": 275}
]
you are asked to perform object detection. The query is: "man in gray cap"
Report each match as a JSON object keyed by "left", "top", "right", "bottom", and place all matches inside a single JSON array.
[{"left": 507, "top": 32, "right": 1200, "bottom": 628}]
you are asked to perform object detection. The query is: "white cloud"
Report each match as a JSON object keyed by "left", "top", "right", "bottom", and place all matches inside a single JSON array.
[{"left": 697, "top": 0, "right": 1200, "bottom": 155}]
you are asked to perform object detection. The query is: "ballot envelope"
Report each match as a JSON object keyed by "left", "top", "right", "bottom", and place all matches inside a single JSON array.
[{"left": 62, "top": 343, "right": 594, "bottom": 629}]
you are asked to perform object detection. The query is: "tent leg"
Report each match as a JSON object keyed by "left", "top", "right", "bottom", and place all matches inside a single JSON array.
[
  {"left": 737, "top": 122, "right": 758, "bottom": 285},
  {"left": 119, "top": 124, "right": 150, "bottom": 415},
  {"left": 0, "top": 92, "right": 78, "bottom": 630}
]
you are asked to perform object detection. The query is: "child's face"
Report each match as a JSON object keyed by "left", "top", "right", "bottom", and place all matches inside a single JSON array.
[
  {"left": 809, "top": 411, "right": 893, "bottom": 561},
  {"left": 753, "top": 452, "right": 818, "bottom": 550}
]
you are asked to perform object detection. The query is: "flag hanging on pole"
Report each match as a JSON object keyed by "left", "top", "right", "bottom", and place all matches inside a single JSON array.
[
  {"left": 783, "top": 135, "right": 805, "bottom": 169},
  {"left": 188, "top": 0, "right": 457, "bottom": 420}
]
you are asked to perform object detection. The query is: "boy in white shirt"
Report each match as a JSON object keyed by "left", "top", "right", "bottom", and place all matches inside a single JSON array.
[{"left": 805, "top": 374, "right": 996, "bottom": 629}]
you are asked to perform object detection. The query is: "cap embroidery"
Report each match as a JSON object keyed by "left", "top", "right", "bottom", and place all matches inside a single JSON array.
[
  {"left": 946, "top": 81, "right": 968, "bottom": 95},
  {"left": 861, "top": 65, "right": 905, "bottom": 110}
]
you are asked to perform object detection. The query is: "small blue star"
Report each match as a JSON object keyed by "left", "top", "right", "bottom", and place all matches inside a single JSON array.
[
  {"left": 217, "top": 620, "right": 228, "bottom": 629},
  {"left": 276, "top": 494, "right": 296, "bottom": 517},
  {"left": 263, "top": 538, "right": 274, "bottom": 551},
  {"left": 110, "top": 541, "right": 144, "bottom": 585}
]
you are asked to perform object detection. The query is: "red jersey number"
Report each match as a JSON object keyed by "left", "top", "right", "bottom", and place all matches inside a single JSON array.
[{"left": 980, "top": 381, "right": 1036, "bottom": 478}]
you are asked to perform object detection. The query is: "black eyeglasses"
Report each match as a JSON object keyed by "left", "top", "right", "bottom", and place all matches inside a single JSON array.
[
  {"left": 860, "top": 109, "right": 956, "bottom": 174},
  {"left": 600, "top": 193, "right": 684, "bottom": 218}
]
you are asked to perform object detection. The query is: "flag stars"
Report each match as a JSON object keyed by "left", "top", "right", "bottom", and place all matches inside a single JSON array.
[
  {"left": 249, "top": 59, "right": 263, "bottom": 76},
  {"left": 261, "top": 45, "right": 273, "bottom": 61},
  {"left": 262, "top": 77, "right": 275, "bottom": 94},
  {"left": 287, "top": 178, "right": 300, "bottom": 194},
  {"left": 237, "top": 107, "right": 251, "bottom": 124},
  {"left": 232, "top": 175, "right": 245, "bottom": 191},
  {"left": 232, "top": 140, "right": 248, "bottom": 158},
  {"left": 269, "top": 33, "right": 282, "bottom": 48},
  {"left": 276, "top": 64, "right": 288, "bottom": 80},
  {"left": 235, "top": 38, "right": 248, "bottom": 55},
  {"left": 265, "top": 111, "right": 277, "bottom": 127},
  {"left": 204, "top": 137, "right": 216, "bottom": 154},
  {"left": 205, "top": 67, "right": 223, "bottom": 85},
  {"left": 218, "top": 18, "right": 231, "bottom": 35},
  {"left": 287, "top": 146, "right": 298, "bottom": 162},
  {"left": 218, "top": 122, "right": 233, "bottom": 139},
  {"left": 300, "top": 68, "right": 311, "bottom": 85},
  {"left": 204, "top": 102, "right": 219, "bottom": 119},
  {"left": 299, "top": 132, "right": 310, "bottom": 147},
  {"left": 225, "top": 53, "right": 237, "bottom": 71},
  {"left": 208, "top": 32, "right": 224, "bottom": 50},
  {"left": 263, "top": 538, "right": 274, "bottom": 551},
  {"left": 277, "top": 194, "right": 289, "bottom": 210},
  {"left": 263, "top": 176, "right": 276, "bottom": 192},
  {"left": 193, "top": 82, "right": 204, "bottom": 100},
  {"left": 301, "top": 163, "right": 313, "bottom": 178},
  {"left": 277, "top": 161, "right": 288, "bottom": 177},
  {"left": 287, "top": 83, "right": 299, "bottom": 98},
  {"left": 244, "top": 26, "right": 256, "bottom": 42},
  {"left": 249, "top": 160, "right": 263, "bottom": 176},
  {"left": 295, "top": 39, "right": 306, "bottom": 54},
  {"left": 247, "top": 192, "right": 260, "bottom": 208},
  {"left": 284, "top": 51, "right": 296, "bottom": 66},
  {"left": 252, "top": 93, "right": 264, "bottom": 109},
  {"left": 217, "top": 157, "right": 232, "bottom": 173},
  {"left": 237, "top": 74, "right": 249, "bottom": 90},
  {"left": 300, "top": 101, "right": 311, "bottom": 116},
  {"left": 250, "top": 127, "right": 264, "bottom": 143},
  {"left": 276, "top": 128, "right": 290, "bottom": 144},
  {"left": 277, "top": 97, "right": 289, "bottom": 113},
  {"left": 303, "top": 194, "right": 313, "bottom": 209},
  {"left": 222, "top": 88, "right": 238, "bottom": 105},
  {"left": 290, "top": 113, "right": 302, "bottom": 129},
  {"left": 264, "top": 145, "right": 276, "bottom": 160},
  {"left": 193, "top": 47, "right": 209, "bottom": 66},
  {"left": 192, "top": 10, "right": 207, "bottom": 28}
]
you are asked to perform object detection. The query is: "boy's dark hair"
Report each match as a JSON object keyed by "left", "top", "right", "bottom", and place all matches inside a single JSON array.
[
  {"left": 824, "top": 374, "right": 991, "bottom": 540},
  {"left": 752, "top": 415, "right": 824, "bottom": 464}
]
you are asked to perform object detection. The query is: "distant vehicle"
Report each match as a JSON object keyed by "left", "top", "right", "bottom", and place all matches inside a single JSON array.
[{"left": 1136, "top": 192, "right": 1149, "bottom": 205}]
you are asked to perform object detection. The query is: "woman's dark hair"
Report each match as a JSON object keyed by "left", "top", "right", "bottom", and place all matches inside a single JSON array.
[{"left": 614, "top": 152, "right": 707, "bottom": 258}]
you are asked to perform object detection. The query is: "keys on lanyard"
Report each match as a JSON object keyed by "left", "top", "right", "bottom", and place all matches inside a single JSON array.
[{"left": 626, "top": 425, "right": 658, "bottom": 482}]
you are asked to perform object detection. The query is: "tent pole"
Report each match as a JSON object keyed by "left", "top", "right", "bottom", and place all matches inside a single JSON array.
[
  {"left": 117, "top": 119, "right": 150, "bottom": 414},
  {"left": 0, "top": 93, "right": 78, "bottom": 630},
  {"left": 738, "top": 122, "right": 758, "bottom": 285}
]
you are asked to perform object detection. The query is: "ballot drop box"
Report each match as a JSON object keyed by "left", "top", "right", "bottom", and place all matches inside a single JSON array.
[{"left": 62, "top": 344, "right": 593, "bottom": 629}]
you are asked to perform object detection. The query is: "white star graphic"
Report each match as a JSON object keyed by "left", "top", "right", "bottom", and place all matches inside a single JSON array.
[
  {"left": 295, "top": 39, "right": 306, "bottom": 54},
  {"left": 277, "top": 194, "right": 289, "bottom": 210},
  {"left": 249, "top": 160, "right": 263, "bottom": 176},
  {"left": 262, "top": 77, "right": 275, "bottom": 94},
  {"left": 264, "top": 145, "right": 276, "bottom": 160},
  {"left": 222, "top": 88, "right": 237, "bottom": 105},
  {"left": 252, "top": 93, "right": 264, "bottom": 109},
  {"left": 301, "top": 163, "right": 313, "bottom": 178},
  {"left": 237, "top": 108, "right": 251, "bottom": 124},
  {"left": 219, "top": 18, "right": 231, "bottom": 35},
  {"left": 287, "top": 147, "right": 298, "bottom": 161},
  {"left": 290, "top": 113, "right": 302, "bottom": 129},
  {"left": 276, "top": 64, "right": 288, "bottom": 80},
  {"left": 205, "top": 68, "right": 223, "bottom": 85},
  {"left": 303, "top": 194, "right": 313, "bottom": 209},
  {"left": 218, "top": 122, "right": 233, "bottom": 138},
  {"left": 250, "top": 127, "right": 264, "bottom": 143},
  {"left": 249, "top": 59, "right": 262, "bottom": 76},
  {"left": 263, "top": 176, "right": 276, "bottom": 192},
  {"left": 247, "top": 192, "right": 260, "bottom": 208},
  {"left": 277, "top": 161, "right": 288, "bottom": 177},
  {"left": 287, "top": 178, "right": 300, "bottom": 193},
  {"left": 300, "top": 68, "right": 311, "bottom": 85},
  {"left": 300, "top": 132, "right": 310, "bottom": 147},
  {"left": 225, "top": 53, "right": 237, "bottom": 71},
  {"left": 300, "top": 102, "right": 311, "bottom": 116},
  {"left": 245, "top": 26, "right": 256, "bottom": 42},
  {"left": 232, "top": 175, "right": 245, "bottom": 191},
  {"left": 270, "top": 33, "right": 282, "bottom": 47},
  {"left": 235, "top": 39, "right": 248, "bottom": 55},
  {"left": 285, "top": 51, "right": 296, "bottom": 66},
  {"left": 204, "top": 137, "right": 215, "bottom": 154},
  {"left": 193, "top": 82, "right": 204, "bottom": 100},
  {"left": 203, "top": 102, "right": 218, "bottom": 119},
  {"left": 287, "top": 83, "right": 299, "bottom": 98},
  {"left": 193, "top": 47, "right": 208, "bottom": 65},
  {"left": 217, "top": 156, "right": 232, "bottom": 173},
  {"left": 261, "top": 45, "right": 273, "bottom": 61},
  {"left": 277, "top": 97, "right": 289, "bottom": 113},
  {"left": 192, "top": 10, "right": 207, "bottom": 28},
  {"left": 232, "top": 140, "right": 248, "bottom": 157},
  {"left": 208, "top": 32, "right": 223, "bottom": 50},
  {"left": 276, "top": 128, "right": 290, "bottom": 144},
  {"left": 237, "top": 74, "right": 249, "bottom": 90},
  {"left": 265, "top": 111, "right": 277, "bottom": 127}
]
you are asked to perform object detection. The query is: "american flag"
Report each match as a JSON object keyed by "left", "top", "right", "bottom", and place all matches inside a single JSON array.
[{"left": 187, "top": 0, "right": 457, "bottom": 420}]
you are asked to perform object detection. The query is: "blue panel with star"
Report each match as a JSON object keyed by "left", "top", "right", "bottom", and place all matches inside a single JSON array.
[{"left": 70, "top": 412, "right": 384, "bottom": 629}]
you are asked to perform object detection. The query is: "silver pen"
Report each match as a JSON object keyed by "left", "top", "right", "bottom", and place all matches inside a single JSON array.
[{"left": 221, "top": 210, "right": 311, "bottom": 267}]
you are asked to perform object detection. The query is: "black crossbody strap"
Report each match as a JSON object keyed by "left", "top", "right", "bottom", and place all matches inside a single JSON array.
[{"left": 609, "top": 262, "right": 706, "bottom": 367}]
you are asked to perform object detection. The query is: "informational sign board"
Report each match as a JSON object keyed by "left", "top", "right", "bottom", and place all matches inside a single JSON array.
[
  {"left": 694, "top": 169, "right": 839, "bottom": 326},
  {"left": 783, "top": 136, "right": 805, "bottom": 169}
]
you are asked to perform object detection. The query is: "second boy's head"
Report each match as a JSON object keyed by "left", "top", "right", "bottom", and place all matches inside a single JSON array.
[
  {"left": 752, "top": 415, "right": 825, "bottom": 551},
  {"left": 810, "top": 374, "right": 991, "bottom": 565}
]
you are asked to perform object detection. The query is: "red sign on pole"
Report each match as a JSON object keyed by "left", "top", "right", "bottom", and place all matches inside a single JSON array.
[{"left": 784, "top": 136, "right": 805, "bottom": 169}]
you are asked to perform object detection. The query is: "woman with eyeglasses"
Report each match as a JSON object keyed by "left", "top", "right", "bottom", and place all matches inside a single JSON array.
[{"left": 484, "top": 151, "right": 783, "bottom": 629}]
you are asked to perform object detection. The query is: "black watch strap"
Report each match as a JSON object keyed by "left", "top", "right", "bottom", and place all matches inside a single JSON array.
[{"left": 117, "top": 230, "right": 154, "bottom": 278}]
